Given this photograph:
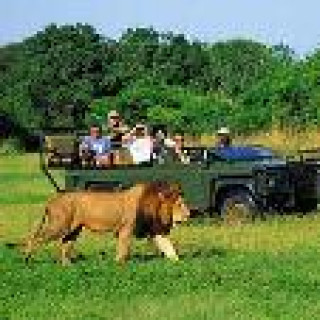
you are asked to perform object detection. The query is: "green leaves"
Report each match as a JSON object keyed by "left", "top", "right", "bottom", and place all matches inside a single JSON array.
[
  {"left": 2, "top": 24, "right": 320, "bottom": 144},
  {"left": 1, "top": 23, "right": 109, "bottom": 133}
]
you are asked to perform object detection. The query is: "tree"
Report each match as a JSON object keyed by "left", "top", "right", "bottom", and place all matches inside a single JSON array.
[
  {"left": 208, "top": 39, "right": 277, "bottom": 96},
  {"left": 1, "top": 23, "right": 320, "bottom": 147},
  {"left": 0, "top": 23, "right": 110, "bottom": 131}
]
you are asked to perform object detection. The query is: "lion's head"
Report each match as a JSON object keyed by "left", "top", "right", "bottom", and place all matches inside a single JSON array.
[{"left": 135, "top": 181, "right": 190, "bottom": 237}]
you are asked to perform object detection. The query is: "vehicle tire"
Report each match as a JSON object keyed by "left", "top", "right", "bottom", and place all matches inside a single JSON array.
[{"left": 218, "top": 190, "right": 259, "bottom": 225}]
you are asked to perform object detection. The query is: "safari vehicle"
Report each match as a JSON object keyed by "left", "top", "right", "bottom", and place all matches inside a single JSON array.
[{"left": 40, "top": 127, "right": 320, "bottom": 225}]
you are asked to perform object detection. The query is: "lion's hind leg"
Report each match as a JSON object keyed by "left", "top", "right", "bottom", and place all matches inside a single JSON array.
[
  {"left": 24, "top": 213, "right": 48, "bottom": 261},
  {"left": 59, "top": 225, "right": 83, "bottom": 266},
  {"left": 24, "top": 211, "right": 72, "bottom": 263}
]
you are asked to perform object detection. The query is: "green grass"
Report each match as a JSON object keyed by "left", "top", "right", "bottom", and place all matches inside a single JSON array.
[{"left": 1, "top": 154, "right": 320, "bottom": 319}]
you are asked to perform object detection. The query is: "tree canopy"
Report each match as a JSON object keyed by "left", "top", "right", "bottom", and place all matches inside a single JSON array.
[{"left": 0, "top": 23, "right": 319, "bottom": 145}]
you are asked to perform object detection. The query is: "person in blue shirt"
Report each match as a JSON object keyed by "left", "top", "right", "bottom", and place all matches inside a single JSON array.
[
  {"left": 79, "top": 124, "right": 112, "bottom": 166},
  {"left": 216, "top": 127, "right": 232, "bottom": 148}
]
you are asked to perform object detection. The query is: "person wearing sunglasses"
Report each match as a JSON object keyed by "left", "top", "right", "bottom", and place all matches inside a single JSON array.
[
  {"left": 122, "top": 123, "right": 154, "bottom": 164},
  {"left": 107, "top": 110, "right": 130, "bottom": 145}
]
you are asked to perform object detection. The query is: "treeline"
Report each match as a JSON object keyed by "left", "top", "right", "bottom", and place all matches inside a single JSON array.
[{"left": 1, "top": 23, "right": 320, "bottom": 146}]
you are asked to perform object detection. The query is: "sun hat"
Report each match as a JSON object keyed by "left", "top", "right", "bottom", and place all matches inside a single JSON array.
[
  {"left": 107, "top": 110, "right": 120, "bottom": 119},
  {"left": 134, "top": 123, "right": 146, "bottom": 129},
  {"left": 217, "top": 127, "right": 230, "bottom": 135}
]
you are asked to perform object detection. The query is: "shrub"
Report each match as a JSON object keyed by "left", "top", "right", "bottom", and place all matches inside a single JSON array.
[{"left": 0, "top": 137, "right": 24, "bottom": 155}]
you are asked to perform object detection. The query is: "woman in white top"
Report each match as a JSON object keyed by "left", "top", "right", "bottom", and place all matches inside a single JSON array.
[{"left": 122, "top": 124, "right": 153, "bottom": 164}]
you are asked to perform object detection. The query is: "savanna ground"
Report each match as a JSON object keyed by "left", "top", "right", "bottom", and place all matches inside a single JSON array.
[{"left": 1, "top": 129, "right": 320, "bottom": 320}]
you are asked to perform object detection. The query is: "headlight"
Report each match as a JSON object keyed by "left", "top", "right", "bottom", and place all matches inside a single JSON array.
[{"left": 266, "top": 177, "right": 276, "bottom": 188}]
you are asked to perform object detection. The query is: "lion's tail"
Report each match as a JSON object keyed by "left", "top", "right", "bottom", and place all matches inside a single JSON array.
[
  {"left": 4, "top": 210, "right": 49, "bottom": 250},
  {"left": 17, "top": 206, "right": 51, "bottom": 251},
  {"left": 30, "top": 208, "right": 50, "bottom": 239},
  {"left": 5, "top": 193, "right": 65, "bottom": 253}
]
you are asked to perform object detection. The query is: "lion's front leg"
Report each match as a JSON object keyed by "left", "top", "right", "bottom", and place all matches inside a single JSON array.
[
  {"left": 152, "top": 235, "right": 179, "bottom": 261},
  {"left": 115, "top": 226, "right": 133, "bottom": 264},
  {"left": 59, "top": 241, "right": 75, "bottom": 266},
  {"left": 24, "top": 225, "right": 62, "bottom": 262}
]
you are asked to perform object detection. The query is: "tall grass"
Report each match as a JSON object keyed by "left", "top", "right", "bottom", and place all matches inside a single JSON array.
[{"left": 0, "top": 137, "right": 24, "bottom": 155}]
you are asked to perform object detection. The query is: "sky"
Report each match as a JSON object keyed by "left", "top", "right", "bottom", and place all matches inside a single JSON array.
[{"left": 1, "top": 0, "right": 320, "bottom": 56}]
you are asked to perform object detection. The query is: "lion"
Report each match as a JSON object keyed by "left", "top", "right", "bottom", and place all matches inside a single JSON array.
[{"left": 23, "top": 181, "right": 190, "bottom": 265}]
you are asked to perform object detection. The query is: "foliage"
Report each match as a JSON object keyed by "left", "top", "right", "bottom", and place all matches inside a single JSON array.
[
  {"left": 0, "top": 137, "right": 23, "bottom": 155},
  {"left": 90, "top": 81, "right": 236, "bottom": 134},
  {"left": 1, "top": 24, "right": 320, "bottom": 146},
  {"left": 207, "top": 39, "right": 277, "bottom": 96}
]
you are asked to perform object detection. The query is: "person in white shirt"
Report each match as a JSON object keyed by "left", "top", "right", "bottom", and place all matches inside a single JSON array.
[{"left": 122, "top": 124, "right": 153, "bottom": 164}]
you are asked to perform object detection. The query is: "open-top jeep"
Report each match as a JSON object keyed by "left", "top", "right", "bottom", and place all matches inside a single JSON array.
[{"left": 40, "top": 127, "right": 320, "bottom": 225}]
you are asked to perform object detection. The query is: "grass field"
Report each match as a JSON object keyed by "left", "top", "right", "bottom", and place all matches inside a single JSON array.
[{"left": 2, "top": 154, "right": 320, "bottom": 319}]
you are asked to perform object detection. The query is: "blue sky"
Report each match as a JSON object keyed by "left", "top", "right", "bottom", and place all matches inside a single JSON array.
[{"left": 1, "top": 0, "right": 320, "bottom": 55}]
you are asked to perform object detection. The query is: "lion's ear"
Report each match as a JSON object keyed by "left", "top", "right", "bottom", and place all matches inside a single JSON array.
[
  {"left": 157, "top": 190, "right": 166, "bottom": 202},
  {"left": 157, "top": 186, "right": 176, "bottom": 201},
  {"left": 170, "top": 182, "right": 182, "bottom": 193}
]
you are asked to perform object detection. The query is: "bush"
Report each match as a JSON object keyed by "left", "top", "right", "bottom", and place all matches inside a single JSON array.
[
  {"left": 0, "top": 137, "right": 24, "bottom": 155},
  {"left": 89, "top": 82, "right": 238, "bottom": 135}
]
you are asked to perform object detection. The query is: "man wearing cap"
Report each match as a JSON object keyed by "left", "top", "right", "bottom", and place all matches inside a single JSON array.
[
  {"left": 106, "top": 110, "right": 131, "bottom": 164},
  {"left": 216, "top": 127, "right": 232, "bottom": 148},
  {"left": 107, "top": 110, "right": 130, "bottom": 145}
]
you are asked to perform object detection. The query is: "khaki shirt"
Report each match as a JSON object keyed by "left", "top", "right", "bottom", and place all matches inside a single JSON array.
[{"left": 109, "top": 123, "right": 130, "bottom": 144}]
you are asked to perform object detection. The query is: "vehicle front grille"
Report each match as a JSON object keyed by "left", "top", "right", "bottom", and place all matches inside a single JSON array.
[
  {"left": 254, "top": 166, "right": 294, "bottom": 210},
  {"left": 255, "top": 167, "right": 291, "bottom": 194},
  {"left": 288, "top": 162, "right": 318, "bottom": 198}
]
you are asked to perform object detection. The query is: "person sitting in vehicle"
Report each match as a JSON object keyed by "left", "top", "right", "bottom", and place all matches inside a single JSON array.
[
  {"left": 79, "top": 124, "right": 112, "bottom": 166},
  {"left": 106, "top": 110, "right": 130, "bottom": 146},
  {"left": 167, "top": 133, "right": 190, "bottom": 164},
  {"left": 216, "top": 127, "right": 232, "bottom": 148},
  {"left": 152, "top": 129, "right": 190, "bottom": 164},
  {"left": 151, "top": 125, "right": 170, "bottom": 163},
  {"left": 122, "top": 123, "right": 153, "bottom": 164}
]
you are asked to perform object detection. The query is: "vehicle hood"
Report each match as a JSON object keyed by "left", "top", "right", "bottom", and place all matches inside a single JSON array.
[{"left": 213, "top": 146, "right": 275, "bottom": 161}]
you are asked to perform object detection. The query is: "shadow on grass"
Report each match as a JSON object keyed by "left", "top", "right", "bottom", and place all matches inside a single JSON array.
[
  {"left": 99, "top": 247, "right": 227, "bottom": 264},
  {"left": 4, "top": 242, "right": 19, "bottom": 248},
  {"left": 181, "top": 247, "right": 227, "bottom": 259},
  {"left": 2, "top": 242, "right": 228, "bottom": 269},
  {"left": 98, "top": 250, "right": 159, "bottom": 263}
]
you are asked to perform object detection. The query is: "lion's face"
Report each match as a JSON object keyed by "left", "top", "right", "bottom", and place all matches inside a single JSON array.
[{"left": 171, "top": 195, "right": 190, "bottom": 225}]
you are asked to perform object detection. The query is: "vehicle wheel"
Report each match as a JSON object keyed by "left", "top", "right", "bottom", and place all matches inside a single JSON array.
[{"left": 219, "top": 191, "right": 258, "bottom": 225}]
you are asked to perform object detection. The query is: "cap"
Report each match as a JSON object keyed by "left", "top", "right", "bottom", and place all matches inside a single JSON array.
[
  {"left": 164, "top": 138, "right": 176, "bottom": 148},
  {"left": 217, "top": 127, "right": 230, "bottom": 135},
  {"left": 134, "top": 124, "right": 148, "bottom": 134},
  {"left": 107, "top": 110, "right": 120, "bottom": 119}
]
